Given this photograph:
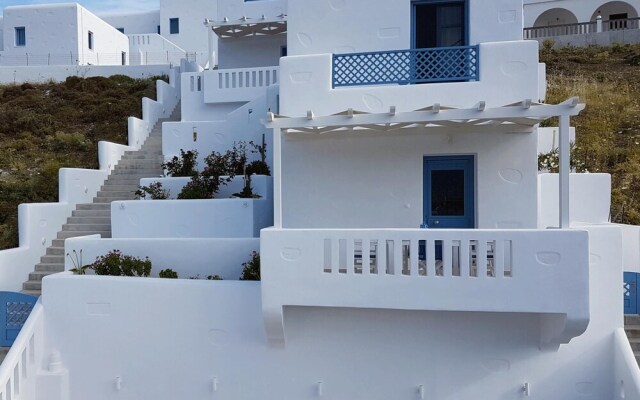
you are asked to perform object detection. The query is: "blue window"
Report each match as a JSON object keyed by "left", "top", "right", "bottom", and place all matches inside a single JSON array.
[
  {"left": 280, "top": 46, "right": 287, "bottom": 57},
  {"left": 15, "top": 27, "right": 25, "bottom": 47},
  {"left": 169, "top": 18, "right": 179, "bottom": 34},
  {"left": 157, "top": 25, "right": 161, "bottom": 34},
  {"left": 88, "top": 31, "right": 94, "bottom": 50},
  {"left": 117, "top": 27, "right": 125, "bottom": 33}
]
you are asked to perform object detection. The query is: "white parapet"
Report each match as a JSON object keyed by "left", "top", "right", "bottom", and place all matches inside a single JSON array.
[
  {"left": 261, "top": 228, "right": 590, "bottom": 348},
  {"left": 203, "top": 66, "right": 279, "bottom": 103}
]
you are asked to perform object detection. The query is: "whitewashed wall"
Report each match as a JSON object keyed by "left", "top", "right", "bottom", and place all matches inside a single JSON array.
[
  {"left": 159, "top": 0, "right": 215, "bottom": 54},
  {"left": 165, "top": 86, "right": 276, "bottom": 166},
  {"left": 279, "top": 41, "right": 540, "bottom": 118},
  {"left": 281, "top": 127, "right": 538, "bottom": 229},
  {"left": 287, "top": 0, "right": 522, "bottom": 56},
  {"left": 99, "top": 11, "right": 160, "bottom": 35},
  {"left": 180, "top": 72, "right": 241, "bottom": 120},
  {"left": 537, "top": 126, "right": 576, "bottom": 154},
  {"left": 77, "top": 6, "right": 129, "bottom": 66},
  {"left": 2, "top": 4, "right": 80, "bottom": 63},
  {"left": 64, "top": 236, "right": 258, "bottom": 280},
  {"left": 217, "top": 0, "right": 287, "bottom": 21},
  {"left": 36, "top": 223, "right": 633, "bottom": 400},
  {"left": 218, "top": 35, "right": 286, "bottom": 69},
  {"left": 538, "top": 173, "right": 611, "bottom": 228},
  {"left": 111, "top": 198, "right": 273, "bottom": 238}
]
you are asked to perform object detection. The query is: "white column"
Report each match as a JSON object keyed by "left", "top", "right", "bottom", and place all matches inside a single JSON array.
[
  {"left": 559, "top": 115, "right": 570, "bottom": 228},
  {"left": 207, "top": 27, "right": 216, "bottom": 70},
  {"left": 596, "top": 15, "right": 603, "bottom": 33},
  {"left": 273, "top": 127, "right": 282, "bottom": 228}
]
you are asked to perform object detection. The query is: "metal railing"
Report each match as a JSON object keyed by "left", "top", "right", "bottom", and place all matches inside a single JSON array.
[
  {"left": 524, "top": 17, "right": 640, "bottom": 39},
  {"left": 332, "top": 45, "right": 479, "bottom": 88}
]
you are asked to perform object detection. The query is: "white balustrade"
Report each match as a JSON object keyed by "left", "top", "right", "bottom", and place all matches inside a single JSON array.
[
  {"left": 261, "top": 228, "right": 590, "bottom": 347},
  {"left": 203, "top": 66, "right": 279, "bottom": 103}
]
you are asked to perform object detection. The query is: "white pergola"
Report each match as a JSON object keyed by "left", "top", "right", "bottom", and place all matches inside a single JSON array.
[
  {"left": 203, "top": 15, "right": 287, "bottom": 69},
  {"left": 264, "top": 98, "right": 585, "bottom": 229}
]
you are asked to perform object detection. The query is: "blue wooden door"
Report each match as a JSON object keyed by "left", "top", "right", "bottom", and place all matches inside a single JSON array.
[
  {"left": 0, "top": 292, "right": 37, "bottom": 347},
  {"left": 625, "top": 272, "right": 639, "bottom": 315},
  {"left": 423, "top": 155, "right": 475, "bottom": 229}
]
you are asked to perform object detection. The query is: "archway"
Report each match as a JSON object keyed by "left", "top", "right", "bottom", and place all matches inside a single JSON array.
[
  {"left": 533, "top": 8, "right": 579, "bottom": 27},
  {"left": 590, "top": 1, "right": 639, "bottom": 21}
]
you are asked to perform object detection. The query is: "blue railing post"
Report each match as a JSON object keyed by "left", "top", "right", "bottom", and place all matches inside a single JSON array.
[{"left": 332, "top": 45, "right": 479, "bottom": 88}]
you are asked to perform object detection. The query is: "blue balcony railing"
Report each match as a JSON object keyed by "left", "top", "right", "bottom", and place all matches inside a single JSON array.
[{"left": 332, "top": 45, "right": 479, "bottom": 88}]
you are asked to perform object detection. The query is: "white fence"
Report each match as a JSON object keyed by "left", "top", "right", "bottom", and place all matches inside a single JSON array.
[
  {"left": 524, "top": 17, "right": 640, "bottom": 39},
  {"left": 261, "top": 228, "right": 590, "bottom": 347}
]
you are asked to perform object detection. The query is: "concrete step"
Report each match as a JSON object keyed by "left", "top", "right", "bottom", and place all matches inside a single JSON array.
[
  {"left": 626, "top": 315, "right": 640, "bottom": 325},
  {"left": 104, "top": 178, "right": 144, "bottom": 185},
  {"left": 76, "top": 203, "right": 111, "bottom": 211},
  {"left": 96, "top": 190, "right": 135, "bottom": 198},
  {"left": 100, "top": 184, "right": 139, "bottom": 191},
  {"left": 40, "top": 255, "right": 64, "bottom": 264},
  {"left": 20, "top": 290, "right": 41, "bottom": 297},
  {"left": 0, "top": 347, "right": 9, "bottom": 365},
  {"left": 46, "top": 246, "right": 65, "bottom": 256},
  {"left": 67, "top": 216, "right": 111, "bottom": 224},
  {"left": 35, "top": 263, "right": 65, "bottom": 272},
  {"left": 62, "top": 223, "right": 111, "bottom": 232},
  {"left": 51, "top": 239, "right": 66, "bottom": 248},
  {"left": 112, "top": 169, "right": 163, "bottom": 176},
  {"left": 93, "top": 197, "right": 132, "bottom": 204},
  {"left": 22, "top": 281, "right": 42, "bottom": 291},
  {"left": 72, "top": 209, "right": 111, "bottom": 217},
  {"left": 29, "top": 271, "right": 60, "bottom": 282},
  {"left": 57, "top": 231, "right": 111, "bottom": 239}
]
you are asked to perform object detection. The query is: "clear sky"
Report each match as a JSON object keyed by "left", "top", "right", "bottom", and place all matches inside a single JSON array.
[{"left": 0, "top": 0, "right": 159, "bottom": 14}]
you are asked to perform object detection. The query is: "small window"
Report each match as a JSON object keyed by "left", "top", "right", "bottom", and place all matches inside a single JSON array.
[
  {"left": 280, "top": 46, "right": 287, "bottom": 57},
  {"left": 88, "top": 31, "right": 94, "bottom": 50},
  {"left": 157, "top": 25, "right": 161, "bottom": 34},
  {"left": 169, "top": 18, "right": 179, "bottom": 34},
  {"left": 15, "top": 27, "right": 25, "bottom": 47},
  {"left": 117, "top": 27, "right": 125, "bottom": 33}
]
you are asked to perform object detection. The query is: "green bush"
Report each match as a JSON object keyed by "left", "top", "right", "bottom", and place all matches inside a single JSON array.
[
  {"left": 162, "top": 149, "right": 198, "bottom": 177},
  {"left": 90, "top": 250, "right": 152, "bottom": 277},
  {"left": 159, "top": 269, "right": 178, "bottom": 279},
  {"left": 135, "top": 182, "right": 169, "bottom": 200},
  {"left": 240, "top": 251, "right": 260, "bottom": 281},
  {"left": 177, "top": 175, "right": 218, "bottom": 199}
]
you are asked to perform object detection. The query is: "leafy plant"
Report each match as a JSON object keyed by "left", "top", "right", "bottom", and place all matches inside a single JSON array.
[
  {"left": 89, "top": 250, "right": 152, "bottom": 277},
  {"left": 239, "top": 251, "right": 260, "bottom": 281},
  {"left": 207, "top": 275, "right": 223, "bottom": 280},
  {"left": 135, "top": 181, "right": 170, "bottom": 200},
  {"left": 159, "top": 268, "right": 178, "bottom": 279},
  {"left": 177, "top": 174, "right": 218, "bottom": 199},
  {"left": 162, "top": 149, "right": 198, "bottom": 177},
  {"left": 246, "top": 160, "right": 270, "bottom": 176},
  {"left": 67, "top": 249, "right": 89, "bottom": 275},
  {"left": 232, "top": 174, "right": 261, "bottom": 199}
]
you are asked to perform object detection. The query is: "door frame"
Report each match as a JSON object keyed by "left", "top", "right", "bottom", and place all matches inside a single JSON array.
[
  {"left": 411, "top": 0, "right": 469, "bottom": 49},
  {"left": 423, "top": 154, "right": 476, "bottom": 228}
]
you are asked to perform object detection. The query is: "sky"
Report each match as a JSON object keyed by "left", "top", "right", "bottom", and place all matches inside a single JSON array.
[{"left": 0, "top": 0, "right": 159, "bottom": 14}]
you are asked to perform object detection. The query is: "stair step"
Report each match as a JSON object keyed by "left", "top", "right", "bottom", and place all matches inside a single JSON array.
[
  {"left": 57, "top": 231, "right": 111, "bottom": 239},
  {"left": 72, "top": 209, "right": 111, "bottom": 217},
  {"left": 112, "top": 169, "right": 163, "bottom": 176},
  {"left": 22, "top": 281, "right": 42, "bottom": 291},
  {"left": 20, "top": 290, "right": 41, "bottom": 297},
  {"left": 76, "top": 203, "right": 111, "bottom": 211},
  {"left": 40, "top": 255, "right": 64, "bottom": 264},
  {"left": 93, "top": 197, "right": 133, "bottom": 204},
  {"left": 29, "top": 271, "right": 60, "bottom": 282},
  {"left": 51, "top": 239, "right": 66, "bottom": 247},
  {"left": 67, "top": 216, "right": 111, "bottom": 224},
  {"left": 46, "top": 246, "right": 65, "bottom": 256},
  {"left": 35, "top": 263, "right": 65, "bottom": 272},
  {"left": 100, "top": 184, "right": 139, "bottom": 191},
  {"left": 96, "top": 190, "right": 135, "bottom": 198},
  {"left": 62, "top": 223, "right": 111, "bottom": 232}
]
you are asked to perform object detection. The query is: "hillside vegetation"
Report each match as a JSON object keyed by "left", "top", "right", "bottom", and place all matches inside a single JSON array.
[
  {"left": 541, "top": 43, "right": 640, "bottom": 225},
  {"left": 0, "top": 75, "right": 160, "bottom": 250}
]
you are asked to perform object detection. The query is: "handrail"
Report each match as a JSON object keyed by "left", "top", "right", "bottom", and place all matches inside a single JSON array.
[
  {"left": 524, "top": 16, "right": 640, "bottom": 39},
  {"left": 332, "top": 45, "right": 479, "bottom": 88}
]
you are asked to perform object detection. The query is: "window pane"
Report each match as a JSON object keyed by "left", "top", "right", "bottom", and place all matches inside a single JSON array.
[
  {"left": 431, "top": 169, "right": 465, "bottom": 216},
  {"left": 15, "top": 27, "right": 25, "bottom": 46},
  {"left": 170, "top": 18, "right": 179, "bottom": 34}
]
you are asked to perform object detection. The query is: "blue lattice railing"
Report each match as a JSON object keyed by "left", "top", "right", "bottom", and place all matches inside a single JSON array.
[{"left": 332, "top": 45, "right": 479, "bottom": 88}]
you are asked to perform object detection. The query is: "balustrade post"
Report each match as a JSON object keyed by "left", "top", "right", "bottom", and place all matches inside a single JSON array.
[{"left": 596, "top": 15, "right": 603, "bottom": 33}]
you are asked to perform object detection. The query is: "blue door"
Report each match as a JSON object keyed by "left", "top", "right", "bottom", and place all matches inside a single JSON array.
[
  {"left": 0, "top": 292, "right": 37, "bottom": 347},
  {"left": 423, "top": 155, "right": 475, "bottom": 229},
  {"left": 625, "top": 272, "right": 639, "bottom": 315}
]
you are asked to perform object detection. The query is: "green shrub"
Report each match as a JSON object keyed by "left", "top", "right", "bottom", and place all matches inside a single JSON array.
[
  {"left": 90, "top": 250, "right": 152, "bottom": 277},
  {"left": 177, "top": 175, "right": 218, "bottom": 199},
  {"left": 162, "top": 149, "right": 198, "bottom": 177},
  {"left": 135, "top": 181, "right": 169, "bottom": 200},
  {"left": 240, "top": 251, "right": 260, "bottom": 281},
  {"left": 159, "top": 269, "right": 178, "bottom": 279},
  {"left": 207, "top": 275, "right": 223, "bottom": 280}
]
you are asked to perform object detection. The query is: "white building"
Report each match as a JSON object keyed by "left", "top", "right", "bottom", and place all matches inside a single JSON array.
[{"left": 0, "top": 0, "right": 638, "bottom": 399}]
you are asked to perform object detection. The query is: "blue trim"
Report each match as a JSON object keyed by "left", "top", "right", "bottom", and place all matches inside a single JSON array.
[
  {"left": 0, "top": 292, "right": 37, "bottom": 347},
  {"left": 423, "top": 155, "right": 475, "bottom": 229},
  {"left": 332, "top": 46, "right": 479, "bottom": 88}
]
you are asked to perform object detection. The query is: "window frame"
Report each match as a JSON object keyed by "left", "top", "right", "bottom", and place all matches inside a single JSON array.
[
  {"left": 169, "top": 18, "right": 179, "bottom": 34},
  {"left": 15, "top": 27, "right": 25, "bottom": 47},
  {"left": 88, "top": 31, "right": 94, "bottom": 50}
]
